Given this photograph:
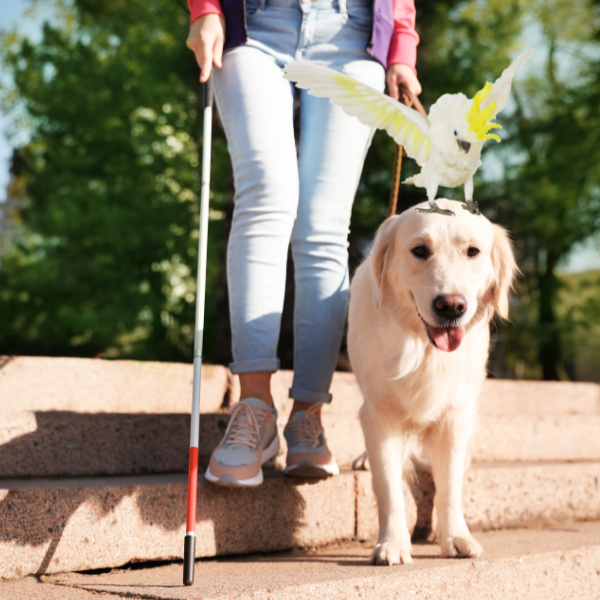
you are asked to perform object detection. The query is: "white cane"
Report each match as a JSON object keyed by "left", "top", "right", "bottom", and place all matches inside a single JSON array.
[{"left": 183, "top": 75, "right": 213, "bottom": 587}]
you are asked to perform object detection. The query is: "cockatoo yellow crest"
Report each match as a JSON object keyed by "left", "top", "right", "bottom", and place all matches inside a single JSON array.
[
  {"left": 467, "top": 82, "right": 501, "bottom": 142},
  {"left": 283, "top": 49, "right": 533, "bottom": 215}
]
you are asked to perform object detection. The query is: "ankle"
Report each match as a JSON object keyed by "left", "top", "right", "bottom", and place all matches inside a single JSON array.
[
  {"left": 239, "top": 371, "right": 274, "bottom": 407},
  {"left": 290, "top": 401, "right": 323, "bottom": 421}
]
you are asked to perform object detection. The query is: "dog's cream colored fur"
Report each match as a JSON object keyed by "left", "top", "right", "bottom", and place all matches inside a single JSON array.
[{"left": 348, "top": 198, "right": 517, "bottom": 565}]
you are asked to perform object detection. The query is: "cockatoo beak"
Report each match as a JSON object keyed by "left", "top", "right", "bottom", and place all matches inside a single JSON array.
[{"left": 457, "top": 139, "right": 471, "bottom": 153}]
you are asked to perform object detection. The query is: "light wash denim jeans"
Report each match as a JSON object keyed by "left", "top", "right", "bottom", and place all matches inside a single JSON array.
[{"left": 213, "top": 0, "right": 384, "bottom": 404}]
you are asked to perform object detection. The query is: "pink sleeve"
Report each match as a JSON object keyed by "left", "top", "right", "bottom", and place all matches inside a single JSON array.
[
  {"left": 387, "top": 0, "right": 420, "bottom": 71},
  {"left": 188, "top": 0, "right": 225, "bottom": 23}
]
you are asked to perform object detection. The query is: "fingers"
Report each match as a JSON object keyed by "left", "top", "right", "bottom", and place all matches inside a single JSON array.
[
  {"left": 386, "top": 64, "right": 422, "bottom": 106},
  {"left": 186, "top": 30, "right": 211, "bottom": 82},
  {"left": 406, "top": 77, "right": 422, "bottom": 98},
  {"left": 186, "top": 14, "right": 225, "bottom": 83},
  {"left": 194, "top": 46, "right": 214, "bottom": 83},
  {"left": 386, "top": 77, "right": 401, "bottom": 101},
  {"left": 212, "top": 30, "right": 223, "bottom": 70}
]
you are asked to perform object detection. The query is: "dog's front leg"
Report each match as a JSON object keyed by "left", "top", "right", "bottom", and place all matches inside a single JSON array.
[
  {"left": 361, "top": 406, "right": 413, "bottom": 565},
  {"left": 429, "top": 406, "right": 483, "bottom": 558}
]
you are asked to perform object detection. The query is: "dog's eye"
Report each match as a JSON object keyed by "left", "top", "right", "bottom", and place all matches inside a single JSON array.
[
  {"left": 411, "top": 245, "right": 431, "bottom": 260},
  {"left": 467, "top": 246, "right": 480, "bottom": 258}
]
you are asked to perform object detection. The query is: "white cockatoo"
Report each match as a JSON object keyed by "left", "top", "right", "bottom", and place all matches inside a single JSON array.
[{"left": 283, "top": 49, "right": 533, "bottom": 215}]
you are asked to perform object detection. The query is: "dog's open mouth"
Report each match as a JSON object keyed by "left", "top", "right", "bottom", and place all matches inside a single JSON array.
[
  {"left": 426, "top": 324, "right": 465, "bottom": 352},
  {"left": 414, "top": 297, "right": 467, "bottom": 352}
]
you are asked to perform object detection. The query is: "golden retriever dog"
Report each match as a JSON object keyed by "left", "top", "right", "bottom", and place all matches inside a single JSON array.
[{"left": 347, "top": 198, "right": 517, "bottom": 565}]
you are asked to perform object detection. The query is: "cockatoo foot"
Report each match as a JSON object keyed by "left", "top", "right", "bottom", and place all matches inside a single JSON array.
[
  {"left": 416, "top": 202, "right": 455, "bottom": 217},
  {"left": 461, "top": 200, "right": 481, "bottom": 215}
]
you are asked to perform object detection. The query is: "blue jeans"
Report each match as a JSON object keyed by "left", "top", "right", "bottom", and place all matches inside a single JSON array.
[{"left": 213, "top": 0, "right": 384, "bottom": 404}]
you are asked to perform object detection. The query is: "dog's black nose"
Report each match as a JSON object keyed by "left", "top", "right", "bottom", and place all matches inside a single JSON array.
[{"left": 433, "top": 294, "right": 467, "bottom": 321}]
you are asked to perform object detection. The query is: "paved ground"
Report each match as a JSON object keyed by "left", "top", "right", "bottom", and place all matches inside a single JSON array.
[{"left": 3, "top": 522, "right": 600, "bottom": 599}]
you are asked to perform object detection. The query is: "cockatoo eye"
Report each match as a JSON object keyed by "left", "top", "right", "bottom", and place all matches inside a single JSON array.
[{"left": 411, "top": 245, "right": 431, "bottom": 260}]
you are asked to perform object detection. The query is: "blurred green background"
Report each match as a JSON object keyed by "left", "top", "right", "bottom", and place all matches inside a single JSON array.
[{"left": 1, "top": 0, "right": 599, "bottom": 381}]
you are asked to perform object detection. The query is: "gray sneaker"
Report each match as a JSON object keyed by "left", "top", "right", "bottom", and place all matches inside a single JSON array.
[
  {"left": 205, "top": 397, "right": 280, "bottom": 487},
  {"left": 284, "top": 404, "right": 339, "bottom": 478}
]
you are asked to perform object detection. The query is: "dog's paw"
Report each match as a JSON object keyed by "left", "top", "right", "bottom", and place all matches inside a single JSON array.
[
  {"left": 371, "top": 542, "right": 413, "bottom": 566},
  {"left": 440, "top": 535, "right": 483, "bottom": 558}
]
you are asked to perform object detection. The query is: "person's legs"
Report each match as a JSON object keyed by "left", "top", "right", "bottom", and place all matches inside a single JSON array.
[
  {"left": 214, "top": 45, "right": 298, "bottom": 395},
  {"left": 239, "top": 371, "right": 273, "bottom": 407},
  {"left": 219, "top": 0, "right": 382, "bottom": 412},
  {"left": 208, "top": 43, "right": 299, "bottom": 486},
  {"left": 289, "top": 0, "right": 385, "bottom": 407},
  {"left": 208, "top": 0, "right": 385, "bottom": 484},
  {"left": 290, "top": 78, "right": 381, "bottom": 404},
  {"left": 284, "top": 0, "right": 385, "bottom": 476}
]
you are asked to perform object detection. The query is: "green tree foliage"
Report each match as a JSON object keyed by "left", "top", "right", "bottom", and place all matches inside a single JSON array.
[
  {"left": 482, "top": 0, "right": 600, "bottom": 379},
  {"left": 1, "top": 0, "right": 599, "bottom": 380},
  {"left": 0, "top": 0, "right": 232, "bottom": 360}
]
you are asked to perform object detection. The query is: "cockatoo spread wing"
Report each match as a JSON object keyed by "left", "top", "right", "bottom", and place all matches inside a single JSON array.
[
  {"left": 483, "top": 49, "right": 534, "bottom": 117},
  {"left": 283, "top": 62, "right": 431, "bottom": 166}
]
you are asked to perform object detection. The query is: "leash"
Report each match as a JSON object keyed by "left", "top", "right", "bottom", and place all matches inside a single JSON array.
[{"left": 388, "top": 88, "right": 428, "bottom": 217}]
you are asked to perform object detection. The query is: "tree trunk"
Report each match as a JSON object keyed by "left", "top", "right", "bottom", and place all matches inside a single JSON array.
[{"left": 537, "top": 256, "right": 562, "bottom": 380}]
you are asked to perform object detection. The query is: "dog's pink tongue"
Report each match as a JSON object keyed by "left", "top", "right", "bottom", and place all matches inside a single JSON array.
[{"left": 428, "top": 325, "right": 465, "bottom": 352}]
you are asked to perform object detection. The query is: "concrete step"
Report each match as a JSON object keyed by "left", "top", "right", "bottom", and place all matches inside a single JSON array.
[
  {"left": 2, "top": 357, "right": 599, "bottom": 478},
  {"left": 2, "top": 356, "right": 599, "bottom": 416},
  {"left": 4, "top": 522, "right": 600, "bottom": 600},
  {"left": 2, "top": 462, "right": 600, "bottom": 580},
  {"left": 3, "top": 408, "right": 600, "bottom": 478}
]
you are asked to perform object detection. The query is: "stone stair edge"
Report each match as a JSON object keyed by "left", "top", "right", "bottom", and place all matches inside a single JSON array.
[
  {"left": 38, "top": 522, "right": 600, "bottom": 600},
  {"left": 1, "top": 355, "right": 599, "bottom": 415},
  {"left": 3, "top": 458, "right": 600, "bottom": 487},
  {"left": 2, "top": 409, "right": 600, "bottom": 478},
  {"left": 2, "top": 462, "right": 600, "bottom": 580}
]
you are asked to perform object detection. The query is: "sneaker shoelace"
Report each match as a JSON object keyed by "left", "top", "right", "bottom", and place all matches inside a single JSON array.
[
  {"left": 223, "top": 402, "right": 266, "bottom": 449},
  {"left": 286, "top": 405, "right": 322, "bottom": 449}
]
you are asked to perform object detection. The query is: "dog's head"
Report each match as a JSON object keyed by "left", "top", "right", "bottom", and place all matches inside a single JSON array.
[{"left": 370, "top": 198, "right": 518, "bottom": 352}]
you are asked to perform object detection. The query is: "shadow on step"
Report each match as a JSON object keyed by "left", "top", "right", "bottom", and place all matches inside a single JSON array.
[
  {"left": 0, "top": 411, "right": 228, "bottom": 478},
  {"left": 0, "top": 411, "right": 438, "bottom": 579},
  {"left": 0, "top": 412, "right": 311, "bottom": 578}
]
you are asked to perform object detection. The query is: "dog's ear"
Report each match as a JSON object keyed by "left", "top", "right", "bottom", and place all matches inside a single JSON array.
[
  {"left": 489, "top": 224, "right": 520, "bottom": 319},
  {"left": 370, "top": 216, "right": 399, "bottom": 306}
]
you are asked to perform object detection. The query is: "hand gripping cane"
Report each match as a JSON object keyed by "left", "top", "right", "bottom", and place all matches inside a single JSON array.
[{"left": 183, "top": 75, "right": 213, "bottom": 587}]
